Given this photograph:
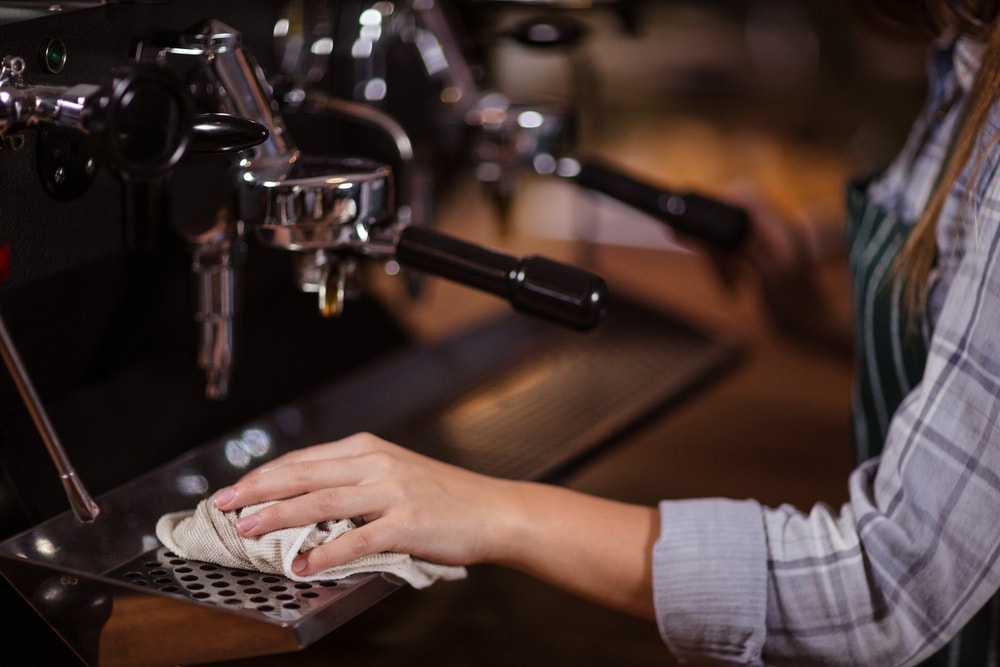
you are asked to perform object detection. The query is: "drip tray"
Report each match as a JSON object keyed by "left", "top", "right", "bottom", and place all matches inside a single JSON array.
[
  {"left": 107, "top": 547, "right": 348, "bottom": 622},
  {"left": 0, "top": 294, "right": 741, "bottom": 666}
]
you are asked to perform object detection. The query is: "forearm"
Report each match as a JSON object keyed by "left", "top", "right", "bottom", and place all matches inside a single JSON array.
[{"left": 485, "top": 479, "right": 659, "bottom": 619}]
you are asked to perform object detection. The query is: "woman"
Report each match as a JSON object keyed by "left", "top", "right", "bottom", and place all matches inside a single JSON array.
[{"left": 212, "top": 2, "right": 1000, "bottom": 664}]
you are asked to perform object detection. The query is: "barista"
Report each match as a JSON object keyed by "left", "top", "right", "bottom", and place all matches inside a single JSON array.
[{"left": 213, "top": 1, "right": 1000, "bottom": 664}]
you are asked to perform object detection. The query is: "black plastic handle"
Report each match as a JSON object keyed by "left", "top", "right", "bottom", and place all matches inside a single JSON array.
[
  {"left": 395, "top": 226, "right": 606, "bottom": 331},
  {"left": 190, "top": 113, "right": 269, "bottom": 153},
  {"left": 571, "top": 158, "right": 749, "bottom": 251}
]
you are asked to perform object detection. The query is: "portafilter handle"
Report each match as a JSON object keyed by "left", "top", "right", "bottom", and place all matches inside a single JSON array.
[
  {"left": 254, "top": 159, "right": 607, "bottom": 330},
  {"left": 568, "top": 157, "right": 750, "bottom": 251},
  {"left": 394, "top": 226, "right": 606, "bottom": 331}
]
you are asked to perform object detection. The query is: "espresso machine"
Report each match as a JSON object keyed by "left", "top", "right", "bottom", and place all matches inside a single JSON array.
[{"left": 0, "top": 2, "right": 744, "bottom": 665}]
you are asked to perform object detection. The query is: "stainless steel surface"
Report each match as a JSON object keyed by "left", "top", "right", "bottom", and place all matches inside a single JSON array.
[
  {"left": 0, "top": 55, "right": 100, "bottom": 144},
  {"left": 292, "top": 92, "right": 422, "bottom": 227},
  {"left": 255, "top": 158, "right": 394, "bottom": 252},
  {"left": 158, "top": 20, "right": 400, "bottom": 320},
  {"left": 0, "top": 2, "right": 105, "bottom": 26},
  {"left": 0, "top": 418, "right": 402, "bottom": 666},
  {"left": 160, "top": 19, "right": 299, "bottom": 180},
  {"left": 0, "top": 55, "right": 191, "bottom": 177},
  {"left": 343, "top": 1, "right": 479, "bottom": 115},
  {"left": 189, "top": 213, "right": 245, "bottom": 401},
  {"left": 155, "top": 20, "right": 299, "bottom": 396},
  {"left": 0, "top": 295, "right": 739, "bottom": 665},
  {"left": 0, "top": 310, "right": 99, "bottom": 523}
]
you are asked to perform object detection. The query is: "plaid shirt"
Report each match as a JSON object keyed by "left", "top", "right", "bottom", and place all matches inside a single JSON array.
[{"left": 653, "top": 36, "right": 1000, "bottom": 666}]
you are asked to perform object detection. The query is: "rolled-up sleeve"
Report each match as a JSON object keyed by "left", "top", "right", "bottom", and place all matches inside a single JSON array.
[{"left": 654, "top": 498, "right": 768, "bottom": 665}]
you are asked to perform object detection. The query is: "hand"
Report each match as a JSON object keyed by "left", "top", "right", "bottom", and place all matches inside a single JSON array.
[
  {"left": 213, "top": 432, "right": 660, "bottom": 617},
  {"left": 706, "top": 185, "right": 852, "bottom": 355},
  {"left": 213, "top": 432, "right": 513, "bottom": 574}
]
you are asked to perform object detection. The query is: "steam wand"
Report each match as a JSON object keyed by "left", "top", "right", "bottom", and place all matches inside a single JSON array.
[{"left": 0, "top": 312, "right": 99, "bottom": 523}]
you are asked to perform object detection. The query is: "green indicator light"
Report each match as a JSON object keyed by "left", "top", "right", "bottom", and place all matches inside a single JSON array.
[{"left": 43, "top": 38, "right": 66, "bottom": 74}]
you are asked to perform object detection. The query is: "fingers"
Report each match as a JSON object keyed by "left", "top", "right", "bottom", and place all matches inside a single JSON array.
[
  {"left": 231, "top": 482, "right": 391, "bottom": 537},
  {"left": 216, "top": 433, "right": 397, "bottom": 508},
  {"left": 238, "top": 432, "right": 392, "bottom": 478},
  {"left": 289, "top": 521, "right": 402, "bottom": 575}
]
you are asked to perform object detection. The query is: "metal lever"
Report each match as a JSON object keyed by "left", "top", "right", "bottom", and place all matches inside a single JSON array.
[
  {"left": 568, "top": 157, "right": 750, "bottom": 251},
  {"left": 0, "top": 312, "right": 98, "bottom": 523},
  {"left": 395, "top": 225, "right": 606, "bottom": 331}
]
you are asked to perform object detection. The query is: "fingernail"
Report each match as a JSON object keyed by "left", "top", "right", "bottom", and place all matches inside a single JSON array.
[
  {"left": 291, "top": 556, "right": 308, "bottom": 574},
  {"left": 214, "top": 487, "right": 235, "bottom": 507},
  {"left": 236, "top": 515, "right": 257, "bottom": 534}
]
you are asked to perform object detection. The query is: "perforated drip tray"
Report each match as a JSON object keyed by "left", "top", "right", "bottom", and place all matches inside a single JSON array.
[
  {"left": 106, "top": 547, "right": 347, "bottom": 622},
  {"left": 0, "top": 294, "right": 741, "bottom": 666}
]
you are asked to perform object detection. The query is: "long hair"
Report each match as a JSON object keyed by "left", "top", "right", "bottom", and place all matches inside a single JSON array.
[{"left": 846, "top": 1, "right": 1000, "bottom": 320}]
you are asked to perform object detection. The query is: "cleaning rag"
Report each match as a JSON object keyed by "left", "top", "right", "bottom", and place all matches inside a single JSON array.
[{"left": 156, "top": 498, "right": 467, "bottom": 589}]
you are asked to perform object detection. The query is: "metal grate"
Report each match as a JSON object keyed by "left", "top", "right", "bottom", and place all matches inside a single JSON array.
[
  {"left": 106, "top": 547, "right": 349, "bottom": 622},
  {"left": 389, "top": 298, "right": 739, "bottom": 481}
]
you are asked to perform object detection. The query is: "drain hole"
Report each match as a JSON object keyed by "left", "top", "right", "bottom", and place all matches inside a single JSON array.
[
  {"left": 250, "top": 596, "right": 268, "bottom": 604},
  {"left": 294, "top": 583, "right": 313, "bottom": 589},
  {"left": 269, "top": 585, "right": 288, "bottom": 592},
  {"left": 256, "top": 605, "right": 276, "bottom": 612},
  {"left": 123, "top": 571, "right": 143, "bottom": 579},
  {"left": 153, "top": 578, "right": 173, "bottom": 585},
  {"left": 148, "top": 569, "right": 167, "bottom": 576},
  {"left": 205, "top": 573, "right": 224, "bottom": 580},
  {"left": 160, "top": 586, "right": 180, "bottom": 593},
  {"left": 283, "top": 603, "right": 301, "bottom": 610},
  {"left": 175, "top": 567, "right": 193, "bottom": 574},
  {"left": 199, "top": 564, "right": 219, "bottom": 571},
  {"left": 217, "top": 589, "right": 236, "bottom": 597},
  {"left": 169, "top": 559, "right": 186, "bottom": 565},
  {"left": 193, "top": 592, "right": 211, "bottom": 600},
  {"left": 244, "top": 587, "right": 262, "bottom": 595},
  {"left": 144, "top": 561, "right": 162, "bottom": 568},
  {"left": 236, "top": 579, "right": 255, "bottom": 586},
  {"left": 186, "top": 583, "right": 205, "bottom": 591},
  {"left": 180, "top": 575, "right": 198, "bottom": 582},
  {"left": 211, "top": 581, "right": 231, "bottom": 589},
  {"left": 276, "top": 594, "right": 293, "bottom": 601},
  {"left": 262, "top": 576, "right": 281, "bottom": 583},
  {"left": 301, "top": 591, "right": 320, "bottom": 598},
  {"left": 224, "top": 598, "right": 242, "bottom": 605}
]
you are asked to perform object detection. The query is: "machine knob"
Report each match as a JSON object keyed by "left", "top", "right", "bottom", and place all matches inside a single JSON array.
[{"left": 88, "top": 65, "right": 193, "bottom": 180}]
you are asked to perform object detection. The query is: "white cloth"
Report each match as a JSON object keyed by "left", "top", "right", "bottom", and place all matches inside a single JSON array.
[{"left": 156, "top": 499, "right": 467, "bottom": 589}]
